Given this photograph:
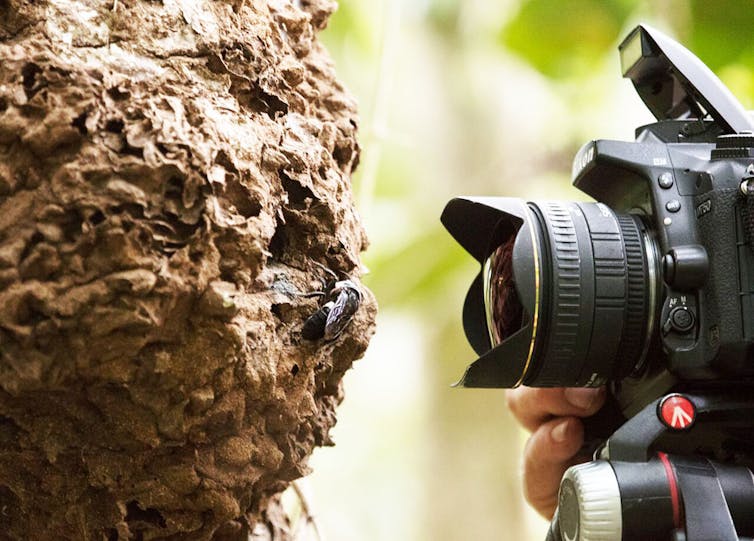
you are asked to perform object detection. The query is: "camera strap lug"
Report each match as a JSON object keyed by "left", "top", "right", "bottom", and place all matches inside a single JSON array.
[{"left": 738, "top": 164, "right": 754, "bottom": 250}]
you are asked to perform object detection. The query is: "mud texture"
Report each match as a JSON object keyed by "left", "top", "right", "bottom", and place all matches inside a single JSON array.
[{"left": 0, "top": 1, "right": 376, "bottom": 539}]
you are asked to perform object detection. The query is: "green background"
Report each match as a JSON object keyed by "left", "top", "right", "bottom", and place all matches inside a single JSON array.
[{"left": 301, "top": 1, "right": 754, "bottom": 539}]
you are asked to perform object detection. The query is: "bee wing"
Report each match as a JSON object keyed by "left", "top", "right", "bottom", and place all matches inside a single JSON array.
[{"left": 324, "top": 289, "right": 360, "bottom": 340}]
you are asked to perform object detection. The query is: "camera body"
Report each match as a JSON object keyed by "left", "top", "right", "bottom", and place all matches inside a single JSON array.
[
  {"left": 442, "top": 24, "right": 754, "bottom": 541},
  {"left": 574, "top": 120, "right": 754, "bottom": 415}
]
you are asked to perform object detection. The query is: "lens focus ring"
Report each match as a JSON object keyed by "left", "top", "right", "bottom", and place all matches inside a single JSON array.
[
  {"left": 542, "top": 202, "right": 582, "bottom": 385},
  {"left": 528, "top": 202, "right": 597, "bottom": 387},
  {"left": 615, "top": 215, "right": 649, "bottom": 377},
  {"left": 520, "top": 201, "right": 656, "bottom": 387}
]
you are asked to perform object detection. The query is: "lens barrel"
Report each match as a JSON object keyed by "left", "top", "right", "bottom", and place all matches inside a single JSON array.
[
  {"left": 440, "top": 197, "right": 659, "bottom": 389},
  {"left": 525, "top": 201, "right": 656, "bottom": 386}
]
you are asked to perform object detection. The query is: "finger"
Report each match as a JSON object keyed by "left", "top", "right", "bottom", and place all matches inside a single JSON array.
[
  {"left": 522, "top": 416, "right": 585, "bottom": 519},
  {"left": 506, "top": 387, "right": 605, "bottom": 432}
]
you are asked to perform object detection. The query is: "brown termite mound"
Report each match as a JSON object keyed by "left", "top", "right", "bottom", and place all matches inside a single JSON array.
[{"left": 0, "top": 1, "right": 376, "bottom": 539}]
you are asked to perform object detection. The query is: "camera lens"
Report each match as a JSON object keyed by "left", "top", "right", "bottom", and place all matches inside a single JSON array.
[{"left": 481, "top": 201, "right": 659, "bottom": 387}]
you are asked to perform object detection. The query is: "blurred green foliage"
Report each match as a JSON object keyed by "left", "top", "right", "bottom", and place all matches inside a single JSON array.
[
  {"left": 501, "top": 0, "right": 635, "bottom": 78},
  {"left": 425, "top": 0, "right": 463, "bottom": 38},
  {"left": 498, "top": 0, "right": 754, "bottom": 105},
  {"left": 688, "top": 0, "right": 754, "bottom": 71}
]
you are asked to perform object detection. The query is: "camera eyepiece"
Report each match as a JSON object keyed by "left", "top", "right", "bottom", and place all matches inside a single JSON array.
[{"left": 442, "top": 198, "right": 660, "bottom": 388}]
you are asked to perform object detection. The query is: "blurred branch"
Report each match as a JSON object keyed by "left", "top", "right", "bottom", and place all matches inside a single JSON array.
[
  {"left": 357, "top": 0, "right": 401, "bottom": 224},
  {"left": 290, "top": 481, "right": 324, "bottom": 541}
]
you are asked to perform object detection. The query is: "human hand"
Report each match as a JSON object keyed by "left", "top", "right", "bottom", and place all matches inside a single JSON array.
[{"left": 505, "top": 387, "right": 606, "bottom": 519}]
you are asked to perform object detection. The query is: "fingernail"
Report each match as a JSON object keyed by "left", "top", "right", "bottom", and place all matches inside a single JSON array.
[
  {"left": 551, "top": 419, "right": 570, "bottom": 443},
  {"left": 564, "top": 387, "right": 601, "bottom": 410}
]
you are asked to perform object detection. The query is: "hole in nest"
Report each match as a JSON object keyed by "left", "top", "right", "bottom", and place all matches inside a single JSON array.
[
  {"left": 71, "top": 111, "right": 88, "bottom": 135},
  {"left": 122, "top": 144, "right": 144, "bottom": 159},
  {"left": 253, "top": 88, "right": 288, "bottom": 119},
  {"left": 165, "top": 176, "right": 184, "bottom": 197},
  {"left": 0, "top": 97, "right": 7, "bottom": 113},
  {"left": 109, "top": 203, "right": 144, "bottom": 219},
  {"left": 291, "top": 364, "right": 299, "bottom": 376},
  {"left": 20, "top": 231, "right": 44, "bottom": 261},
  {"left": 234, "top": 81, "right": 289, "bottom": 120},
  {"left": 137, "top": 229, "right": 151, "bottom": 246},
  {"left": 223, "top": 180, "right": 261, "bottom": 218},
  {"left": 62, "top": 210, "right": 84, "bottom": 242},
  {"left": 107, "top": 86, "right": 129, "bottom": 101},
  {"left": 280, "top": 172, "right": 315, "bottom": 207},
  {"left": 215, "top": 150, "right": 238, "bottom": 173},
  {"left": 105, "top": 119, "right": 124, "bottom": 133},
  {"left": 271, "top": 304, "right": 284, "bottom": 319},
  {"left": 89, "top": 210, "right": 106, "bottom": 226},
  {"left": 0, "top": 486, "right": 21, "bottom": 529},
  {"left": 17, "top": 301, "right": 47, "bottom": 327},
  {"left": 21, "top": 63, "right": 42, "bottom": 99},
  {"left": 0, "top": 415, "right": 20, "bottom": 443},
  {"left": 125, "top": 500, "right": 167, "bottom": 529},
  {"left": 220, "top": 266, "right": 236, "bottom": 283},
  {"left": 268, "top": 223, "right": 287, "bottom": 261},
  {"left": 333, "top": 145, "right": 353, "bottom": 168},
  {"left": 237, "top": 198, "right": 262, "bottom": 218}
]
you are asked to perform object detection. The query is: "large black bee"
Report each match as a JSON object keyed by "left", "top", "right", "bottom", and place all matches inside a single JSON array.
[{"left": 302, "top": 267, "right": 362, "bottom": 341}]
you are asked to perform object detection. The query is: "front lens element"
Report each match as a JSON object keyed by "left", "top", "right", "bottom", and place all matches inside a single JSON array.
[{"left": 484, "top": 236, "right": 525, "bottom": 345}]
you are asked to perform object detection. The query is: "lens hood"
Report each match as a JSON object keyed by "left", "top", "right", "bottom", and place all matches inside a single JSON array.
[
  {"left": 442, "top": 198, "right": 658, "bottom": 389},
  {"left": 441, "top": 197, "right": 543, "bottom": 387}
]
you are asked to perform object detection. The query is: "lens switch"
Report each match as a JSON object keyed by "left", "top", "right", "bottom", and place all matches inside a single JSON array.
[{"left": 669, "top": 306, "right": 694, "bottom": 333}]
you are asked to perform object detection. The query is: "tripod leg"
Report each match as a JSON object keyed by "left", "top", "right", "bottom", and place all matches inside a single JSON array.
[{"left": 673, "top": 457, "right": 738, "bottom": 541}]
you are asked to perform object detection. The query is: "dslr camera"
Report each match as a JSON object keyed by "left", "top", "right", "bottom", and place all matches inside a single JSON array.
[{"left": 442, "top": 25, "right": 754, "bottom": 541}]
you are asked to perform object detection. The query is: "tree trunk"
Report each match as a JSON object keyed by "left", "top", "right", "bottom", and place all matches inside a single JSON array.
[{"left": 0, "top": 1, "right": 376, "bottom": 539}]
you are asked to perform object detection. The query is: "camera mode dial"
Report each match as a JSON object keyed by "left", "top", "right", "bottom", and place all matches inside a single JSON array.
[{"left": 712, "top": 133, "right": 754, "bottom": 159}]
